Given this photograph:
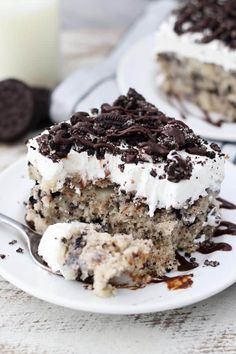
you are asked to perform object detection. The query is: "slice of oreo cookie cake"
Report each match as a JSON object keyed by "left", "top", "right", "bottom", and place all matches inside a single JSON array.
[{"left": 26, "top": 88, "right": 225, "bottom": 282}]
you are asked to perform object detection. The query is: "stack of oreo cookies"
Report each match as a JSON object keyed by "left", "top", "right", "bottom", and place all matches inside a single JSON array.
[{"left": 0, "top": 79, "right": 51, "bottom": 142}]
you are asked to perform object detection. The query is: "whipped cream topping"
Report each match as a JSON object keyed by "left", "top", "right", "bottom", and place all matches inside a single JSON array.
[
  {"left": 27, "top": 136, "right": 225, "bottom": 216},
  {"left": 155, "top": 16, "right": 236, "bottom": 72}
]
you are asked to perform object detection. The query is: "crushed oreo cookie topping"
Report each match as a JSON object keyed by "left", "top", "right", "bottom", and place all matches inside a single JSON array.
[
  {"left": 174, "top": 0, "right": 236, "bottom": 49},
  {"left": 118, "top": 164, "right": 125, "bottom": 173},
  {"left": 36, "top": 89, "right": 219, "bottom": 184},
  {"left": 164, "top": 152, "right": 193, "bottom": 183},
  {"left": 150, "top": 168, "right": 157, "bottom": 177}
]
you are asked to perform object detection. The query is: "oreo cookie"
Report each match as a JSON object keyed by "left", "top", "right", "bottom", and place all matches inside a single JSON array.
[
  {"left": 0, "top": 79, "right": 33, "bottom": 142},
  {"left": 31, "top": 88, "right": 51, "bottom": 130},
  {"left": 0, "top": 79, "right": 52, "bottom": 142}
]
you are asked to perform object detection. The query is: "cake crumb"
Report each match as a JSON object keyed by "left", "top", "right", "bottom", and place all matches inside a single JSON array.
[
  {"left": 150, "top": 169, "right": 157, "bottom": 177},
  {"left": 118, "top": 164, "right": 125, "bottom": 172},
  {"left": 9, "top": 240, "right": 17, "bottom": 245},
  {"left": 0, "top": 254, "right": 6, "bottom": 259},
  {"left": 204, "top": 259, "right": 220, "bottom": 267},
  {"left": 16, "top": 247, "right": 24, "bottom": 254}
]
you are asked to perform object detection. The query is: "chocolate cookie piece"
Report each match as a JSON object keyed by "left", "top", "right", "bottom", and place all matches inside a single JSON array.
[{"left": 0, "top": 79, "right": 33, "bottom": 142}]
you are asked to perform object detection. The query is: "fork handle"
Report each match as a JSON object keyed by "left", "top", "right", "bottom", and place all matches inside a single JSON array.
[{"left": 0, "top": 213, "right": 28, "bottom": 239}]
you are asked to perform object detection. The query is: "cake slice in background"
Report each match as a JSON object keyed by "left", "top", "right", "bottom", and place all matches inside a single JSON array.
[
  {"left": 26, "top": 88, "right": 225, "bottom": 293},
  {"left": 155, "top": 0, "right": 236, "bottom": 122}
]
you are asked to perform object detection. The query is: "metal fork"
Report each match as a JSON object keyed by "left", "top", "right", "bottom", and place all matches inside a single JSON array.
[{"left": 0, "top": 213, "right": 58, "bottom": 274}]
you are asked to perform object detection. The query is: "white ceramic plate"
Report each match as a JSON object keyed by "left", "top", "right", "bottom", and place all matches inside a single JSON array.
[
  {"left": 0, "top": 158, "right": 236, "bottom": 315},
  {"left": 117, "top": 35, "right": 236, "bottom": 142}
]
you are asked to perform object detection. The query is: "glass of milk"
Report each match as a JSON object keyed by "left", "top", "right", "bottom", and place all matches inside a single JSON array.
[{"left": 0, "top": 0, "right": 60, "bottom": 88}]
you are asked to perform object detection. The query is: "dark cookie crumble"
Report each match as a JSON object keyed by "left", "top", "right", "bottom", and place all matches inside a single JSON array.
[
  {"left": 150, "top": 168, "right": 157, "bottom": 178},
  {"left": 118, "top": 164, "right": 125, "bottom": 173},
  {"left": 204, "top": 259, "right": 220, "bottom": 267},
  {"left": 16, "top": 247, "right": 24, "bottom": 254},
  {"left": 36, "top": 88, "right": 222, "bottom": 183},
  {"left": 75, "top": 234, "right": 87, "bottom": 250},
  {"left": 164, "top": 152, "right": 193, "bottom": 183},
  {"left": 9, "top": 240, "right": 17, "bottom": 245},
  {"left": 174, "top": 0, "right": 236, "bottom": 49}
]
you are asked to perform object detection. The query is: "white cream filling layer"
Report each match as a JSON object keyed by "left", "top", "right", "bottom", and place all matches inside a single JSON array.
[
  {"left": 155, "top": 16, "right": 236, "bottom": 72},
  {"left": 27, "top": 136, "right": 224, "bottom": 217}
]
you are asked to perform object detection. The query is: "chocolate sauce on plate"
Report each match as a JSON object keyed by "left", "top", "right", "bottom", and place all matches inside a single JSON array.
[
  {"left": 217, "top": 198, "right": 236, "bottom": 210},
  {"left": 176, "top": 252, "right": 199, "bottom": 271},
  {"left": 197, "top": 241, "right": 232, "bottom": 254},
  {"left": 204, "top": 113, "right": 223, "bottom": 127},
  {"left": 214, "top": 221, "right": 236, "bottom": 237}
]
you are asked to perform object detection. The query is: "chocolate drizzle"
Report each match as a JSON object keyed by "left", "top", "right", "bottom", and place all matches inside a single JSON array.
[
  {"left": 165, "top": 153, "right": 193, "bottom": 183},
  {"left": 174, "top": 0, "right": 236, "bottom": 49},
  {"left": 214, "top": 221, "right": 236, "bottom": 237},
  {"left": 204, "top": 114, "right": 223, "bottom": 128},
  {"left": 217, "top": 198, "right": 236, "bottom": 210},
  {"left": 36, "top": 89, "right": 220, "bottom": 183},
  {"left": 176, "top": 252, "right": 199, "bottom": 271},
  {"left": 197, "top": 240, "right": 232, "bottom": 254}
]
